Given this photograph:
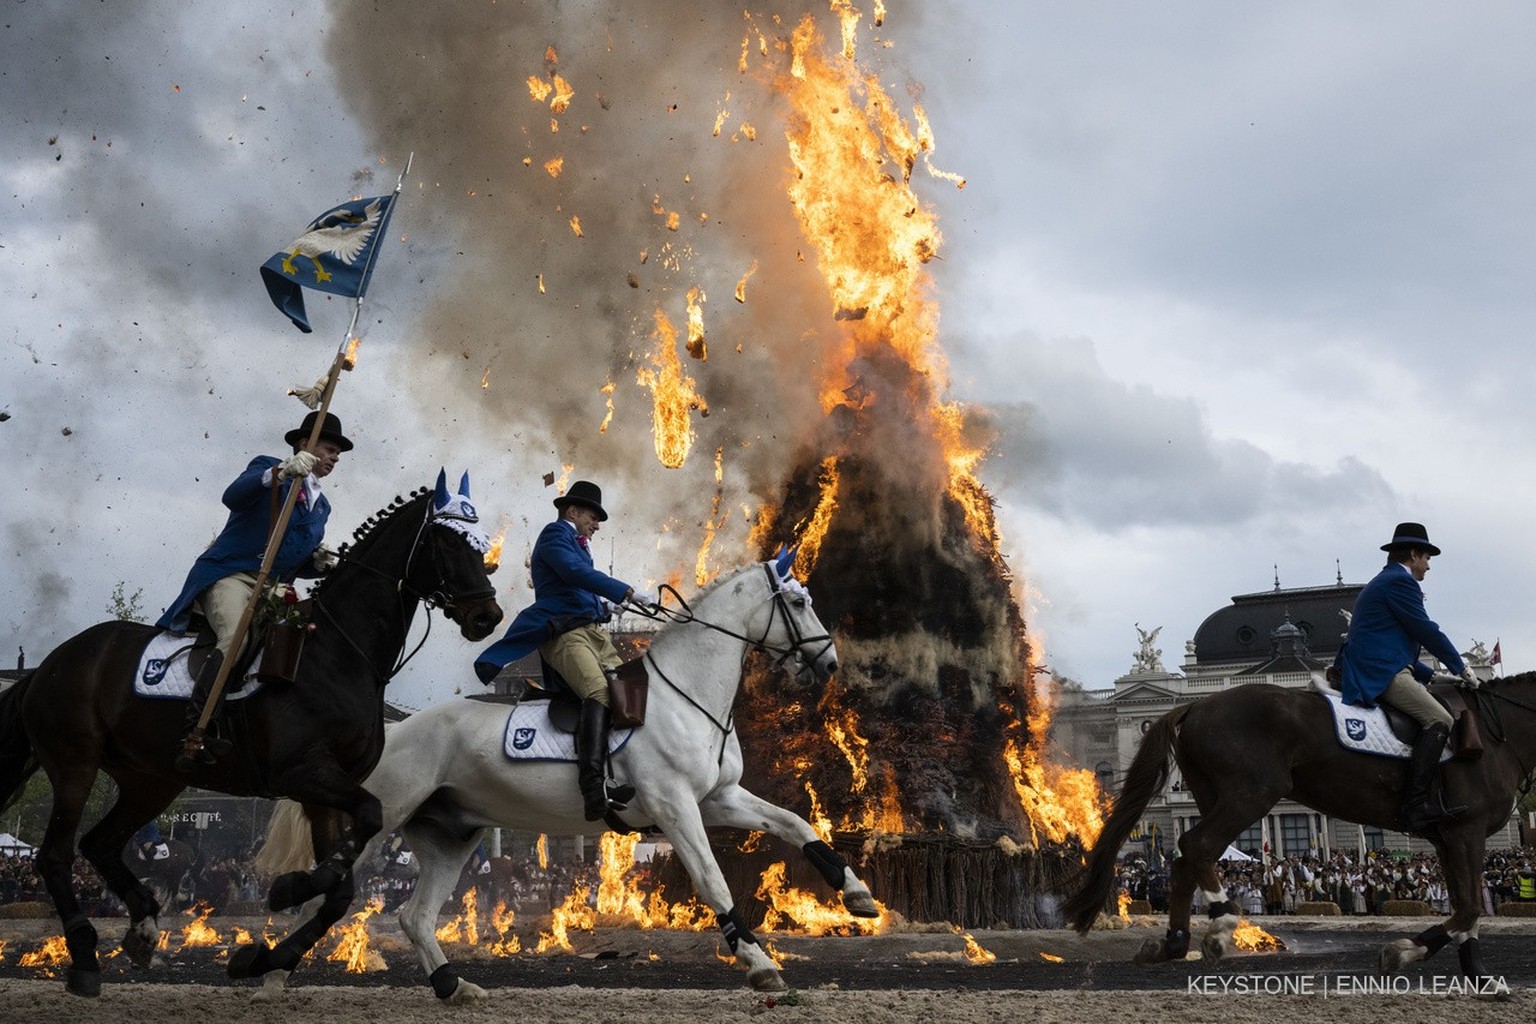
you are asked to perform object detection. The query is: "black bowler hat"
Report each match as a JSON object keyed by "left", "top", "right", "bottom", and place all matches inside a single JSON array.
[
  {"left": 285, "top": 410, "right": 354, "bottom": 452},
  {"left": 554, "top": 480, "right": 608, "bottom": 521},
  {"left": 1381, "top": 522, "right": 1440, "bottom": 557}
]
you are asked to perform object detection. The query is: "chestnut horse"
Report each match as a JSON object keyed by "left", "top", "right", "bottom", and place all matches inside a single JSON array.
[
  {"left": 1062, "top": 677, "right": 1536, "bottom": 980},
  {"left": 0, "top": 472, "right": 501, "bottom": 997}
]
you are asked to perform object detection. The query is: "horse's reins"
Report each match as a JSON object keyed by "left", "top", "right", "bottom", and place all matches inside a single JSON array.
[
  {"left": 633, "top": 564, "right": 835, "bottom": 759},
  {"left": 1472, "top": 686, "right": 1536, "bottom": 791}
]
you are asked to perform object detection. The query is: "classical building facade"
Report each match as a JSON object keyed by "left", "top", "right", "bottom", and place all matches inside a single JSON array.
[{"left": 1051, "top": 577, "right": 1518, "bottom": 860}]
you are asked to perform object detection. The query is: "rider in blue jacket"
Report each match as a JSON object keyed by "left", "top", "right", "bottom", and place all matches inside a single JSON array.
[
  {"left": 475, "top": 481, "right": 655, "bottom": 820},
  {"left": 1335, "top": 522, "right": 1477, "bottom": 832}
]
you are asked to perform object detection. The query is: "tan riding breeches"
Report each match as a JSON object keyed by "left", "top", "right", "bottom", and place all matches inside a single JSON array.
[
  {"left": 193, "top": 572, "right": 260, "bottom": 663},
  {"left": 540, "top": 623, "right": 620, "bottom": 705},
  {"left": 1382, "top": 669, "right": 1454, "bottom": 729}
]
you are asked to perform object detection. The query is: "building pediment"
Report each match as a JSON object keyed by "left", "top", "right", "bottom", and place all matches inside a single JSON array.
[{"left": 1110, "top": 679, "right": 1183, "bottom": 702}]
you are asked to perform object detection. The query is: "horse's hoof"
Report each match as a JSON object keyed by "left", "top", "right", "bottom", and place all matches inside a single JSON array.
[
  {"left": 250, "top": 970, "right": 291, "bottom": 1003},
  {"left": 66, "top": 967, "right": 102, "bottom": 998},
  {"left": 748, "top": 967, "right": 789, "bottom": 992},
  {"left": 267, "top": 871, "right": 313, "bottom": 911},
  {"left": 1379, "top": 938, "right": 1419, "bottom": 975},
  {"left": 1132, "top": 939, "right": 1168, "bottom": 965},
  {"left": 843, "top": 891, "right": 880, "bottom": 918},
  {"left": 1200, "top": 932, "right": 1226, "bottom": 963},
  {"left": 227, "top": 942, "right": 271, "bottom": 979},
  {"left": 445, "top": 979, "right": 491, "bottom": 1004},
  {"left": 122, "top": 919, "right": 159, "bottom": 968}
]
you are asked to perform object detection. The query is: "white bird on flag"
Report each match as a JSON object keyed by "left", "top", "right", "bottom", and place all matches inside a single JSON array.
[{"left": 279, "top": 198, "right": 383, "bottom": 282}]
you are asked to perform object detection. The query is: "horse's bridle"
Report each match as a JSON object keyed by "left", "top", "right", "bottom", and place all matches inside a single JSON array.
[{"left": 641, "top": 562, "right": 835, "bottom": 676}]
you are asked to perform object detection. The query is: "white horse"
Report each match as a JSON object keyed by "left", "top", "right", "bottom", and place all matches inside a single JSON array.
[{"left": 258, "top": 555, "right": 878, "bottom": 1001}]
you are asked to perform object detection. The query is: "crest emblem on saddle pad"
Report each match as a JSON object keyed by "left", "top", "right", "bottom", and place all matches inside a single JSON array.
[
  {"left": 1345, "top": 717, "right": 1367, "bottom": 742},
  {"left": 512, "top": 726, "right": 537, "bottom": 751},
  {"left": 143, "top": 659, "right": 168, "bottom": 687}
]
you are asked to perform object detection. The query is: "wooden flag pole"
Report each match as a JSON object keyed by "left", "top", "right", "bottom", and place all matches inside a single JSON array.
[{"left": 183, "top": 154, "right": 413, "bottom": 763}]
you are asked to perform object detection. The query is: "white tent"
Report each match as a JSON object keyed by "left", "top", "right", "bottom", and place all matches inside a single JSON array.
[
  {"left": 0, "top": 832, "right": 34, "bottom": 855},
  {"left": 1218, "top": 844, "right": 1255, "bottom": 862}
]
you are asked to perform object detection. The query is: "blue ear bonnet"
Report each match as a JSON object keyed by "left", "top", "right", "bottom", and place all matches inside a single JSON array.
[
  {"left": 773, "top": 545, "right": 798, "bottom": 580},
  {"left": 429, "top": 467, "right": 489, "bottom": 553}
]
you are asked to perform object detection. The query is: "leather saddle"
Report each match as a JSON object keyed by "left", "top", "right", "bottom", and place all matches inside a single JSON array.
[{"left": 470, "top": 656, "right": 650, "bottom": 732}]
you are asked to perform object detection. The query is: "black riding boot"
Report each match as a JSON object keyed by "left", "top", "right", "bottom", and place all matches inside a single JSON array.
[
  {"left": 577, "top": 699, "right": 635, "bottom": 821},
  {"left": 175, "top": 651, "right": 234, "bottom": 772},
  {"left": 1402, "top": 722, "right": 1462, "bottom": 832}
]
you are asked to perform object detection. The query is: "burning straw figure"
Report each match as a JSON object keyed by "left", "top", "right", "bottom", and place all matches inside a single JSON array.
[
  {"left": 475, "top": 480, "right": 656, "bottom": 819},
  {"left": 155, "top": 410, "right": 351, "bottom": 766}
]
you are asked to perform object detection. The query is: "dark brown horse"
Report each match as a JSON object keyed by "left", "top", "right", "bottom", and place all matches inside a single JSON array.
[
  {"left": 0, "top": 473, "right": 502, "bottom": 997},
  {"left": 1062, "top": 676, "right": 1536, "bottom": 981}
]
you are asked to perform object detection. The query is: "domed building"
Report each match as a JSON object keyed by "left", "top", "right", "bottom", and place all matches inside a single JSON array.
[{"left": 1051, "top": 573, "right": 1511, "bottom": 860}]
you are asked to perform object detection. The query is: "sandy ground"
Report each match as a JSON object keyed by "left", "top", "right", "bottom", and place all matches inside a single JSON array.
[{"left": 0, "top": 914, "right": 1531, "bottom": 1024}]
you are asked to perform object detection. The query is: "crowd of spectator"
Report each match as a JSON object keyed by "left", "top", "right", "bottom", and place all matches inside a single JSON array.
[{"left": 1116, "top": 846, "right": 1536, "bottom": 915}]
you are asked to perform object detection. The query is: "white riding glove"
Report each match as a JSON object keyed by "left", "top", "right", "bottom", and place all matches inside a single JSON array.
[
  {"left": 1460, "top": 667, "right": 1481, "bottom": 690},
  {"left": 278, "top": 450, "right": 317, "bottom": 480},
  {"left": 312, "top": 545, "right": 339, "bottom": 573},
  {"left": 628, "top": 587, "right": 658, "bottom": 610}
]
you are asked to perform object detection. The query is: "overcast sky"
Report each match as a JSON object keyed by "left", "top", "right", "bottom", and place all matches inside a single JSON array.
[{"left": 3, "top": 1, "right": 1533, "bottom": 709}]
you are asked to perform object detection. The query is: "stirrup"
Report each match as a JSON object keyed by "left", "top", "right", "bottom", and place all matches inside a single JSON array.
[{"left": 605, "top": 779, "right": 636, "bottom": 810}]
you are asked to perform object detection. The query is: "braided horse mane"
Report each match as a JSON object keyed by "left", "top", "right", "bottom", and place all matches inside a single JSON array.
[{"left": 308, "top": 486, "right": 432, "bottom": 601}]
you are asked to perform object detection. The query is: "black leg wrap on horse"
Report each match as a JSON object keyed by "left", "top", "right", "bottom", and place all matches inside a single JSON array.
[
  {"left": 1414, "top": 923, "right": 1450, "bottom": 956},
  {"left": 1457, "top": 937, "right": 1485, "bottom": 978},
  {"left": 1165, "top": 926, "right": 1190, "bottom": 959},
  {"left": 429, "top": 963, "right": 461, "bottom": 999},
  {"left": 718, "top": 905, "right": 757, "bottom": 954},
  {"left": 1207, "top": 899, "right": 1239, "bottom": 920},
  {"left": 803, "top": 839, "right": 847, "bottom": 890},
  {"left": 63, "top": 914, "right": 99, "bottom": 961}
]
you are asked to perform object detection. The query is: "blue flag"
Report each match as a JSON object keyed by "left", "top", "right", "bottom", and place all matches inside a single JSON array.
[{"left": 260, "top": 194, "right": 396, "bottom": 333}]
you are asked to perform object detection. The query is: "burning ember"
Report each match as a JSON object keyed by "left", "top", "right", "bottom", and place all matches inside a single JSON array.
[
  {"left": 1233, "top": 919, "right": 1286, "bottom": 952},
  {"left": 1039, "top": 950, "right": 1065, "bottom": 963}
]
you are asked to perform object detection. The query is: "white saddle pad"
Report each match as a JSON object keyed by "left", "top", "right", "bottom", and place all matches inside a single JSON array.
[
  {"left": 1321, "top": 690, "right": 1449, "bottom": 762},
  {"left": 134, "top": 632, "right": 265, "bottom": 702},
  {"left": 501, "top": 703, "right": 633, "bottom": 762}
]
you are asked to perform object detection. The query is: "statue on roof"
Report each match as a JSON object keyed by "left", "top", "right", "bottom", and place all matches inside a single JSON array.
[
  {"left": 1465, "top": 640, "right": 1492, "bottom": 667},
  {"left": 1133, "top": 623, "right": 1165, "bottom": 674}
]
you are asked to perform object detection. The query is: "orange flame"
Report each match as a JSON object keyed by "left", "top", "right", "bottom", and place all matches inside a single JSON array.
[
  {"left": 754, "top": 860, "right": 885, "bottom": 936},
  {"left": 955, "top": 927, "right": 996, "bottom": 965},
  {"left": 790, "top": 456, "right": 840, "bottom": 577},
  {"left": 480, "top": 366, "right": 491, "bottom": 390},
  {"left": 342, "top": 337, "right": 361, "bottom": 370},
  {"left": 734, "top": 260, "right": 758, "bottom": 303},
  {"left": 485, "top": 527, "right": 506, "bottom": 571},
  {"left": 636, "top": 309, "right": 709, "bottom": 469},
  {"left": 18, "top": 935, "right": 69, "bottom": 967},
  {"left": 488, "top": 899, "right": 522, "bottom": 955},
  {"left": 544, "top": 156, "right": 564, "bottom": 178},
  {"left": 568, "top": 214, "right": 583, "bottom": 237},
  {"left": 178, "top": 902, "right": 221, "bottom": 948},
  {"left": 1116, "top": 891, "right": 1131, "bottom": 921},
  {"left": 1039, "top": 950, "right": 1065, "bottom": 963},
  {"left": 536, "top": 833, "right": 549, "bottom": 870},
  {"left": 327, "top": 896, "right": 385, "bottom": 973},
  {"left": 685, "top": 287, "right": 707, "bottom": 360},
  {"left": 436, "top": 887, "right": 480, "bottom": 946},
  {"left": 598, "top": 379, "right": 616, "bottom": 434},
  {"left": 1233, "top": 919, "right": 1286, "bottom": 952}
]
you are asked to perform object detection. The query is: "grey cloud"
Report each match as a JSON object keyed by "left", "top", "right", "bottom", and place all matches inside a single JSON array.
[{"left": 978, "top": 334, "right": 1394, "bottom": 530}]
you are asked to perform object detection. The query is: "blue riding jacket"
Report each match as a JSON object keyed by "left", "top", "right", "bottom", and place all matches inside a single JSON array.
[
  {"left": 156, "top": 455, "right": 329, "bottom": 632},
  {"left": 1336, "top": 561, "right": 1465, "bottom": 707},
  {"left": 474, "top": 518, "right": 633, "bottom": 682}
]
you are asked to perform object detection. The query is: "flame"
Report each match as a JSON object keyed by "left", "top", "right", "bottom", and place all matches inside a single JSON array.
[
  {"left": 685, "top": 287, "right": 707, "bottom": 360},
  {"left": 790, "top": 456, "right": 840, "bottom": 577},
  {"left": 693, "top": 447, "right": 727, "bottom": 586},
  {"left": 19, "top": 935, "right": 69, "bottom": 967},
  {"left": 536, "top": 833, "right": 549, "bottom": 870},
  {"left": 1116, "top": 891, "right": 1131, "bottom": 921},
  {"left": 342, "top": 337, "right": 361, "bottom": 370},
  {"left": 754, "top": 860, "right": 885, "bottom": 936},
  {"left": 734, "top": 260, "right": 758, "bottom": 303},
  {"left": 484, "top": 527, "right": 506, "bottom": 571},
  {"left": 598, "top": 379, "right": 616, "bottom": 434},
  {"left": 636, "top": 309, "right": 709, "bottom": 469},
  {"left": 569, "top": 215, "right": 583, "bottom": 237},
  {"left": 527, "top": 75, "right": 552, "bottom": 103},
  {"left": 1233, "top": 919, "right": 1286, "bottom": 952},
  {"left": 549, "top": 73, "right": 575, "bottom": 114},
  {"left": 232, "top": 926, "right": 254, "bottom": 945},
  {"left": 995, "top": 671, "right": 1106, "bottom": 847},
  {"left": 544, "top": 156, "right": 564, "bottom": 178},
  {"left": 178, "top": 902, "right": 221, "bottom": 948},
  {"left": 436, "top": 887, "right": 480, "bottom": 946},
  {"left": 534, "top": 881, "right": 594, "bottom": 953},
  {"left": 1039, "top": 950, "right": 1065, "bottom": 963},
  {"left": 955, "top": 928, "right": 996, "bottom": 965},
  {"left": 537, "top": 272, "right": 545, "bottom": 294},
  {"left": 489, "top": 899, "right": 523, "bottom": 955},
  {"left": 327, "top": 896, "right": 386, "bottom": 973},
  {"left": 802, "top": 781, "right": 835, "bottom": 843},
  {"left": 481, "top": 366, "right": 491, "bottom": 390}
]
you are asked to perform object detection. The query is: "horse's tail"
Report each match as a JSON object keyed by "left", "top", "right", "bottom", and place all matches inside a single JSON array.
[
  {"left": 1061, "top": 703, "right": 1190, "bottom": 934},
  {"left": 0, "top": 674, "right": 40, "bottom": 813},
  {"left": 252, "top": 799, "right": 316, "bottom": 876}
]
